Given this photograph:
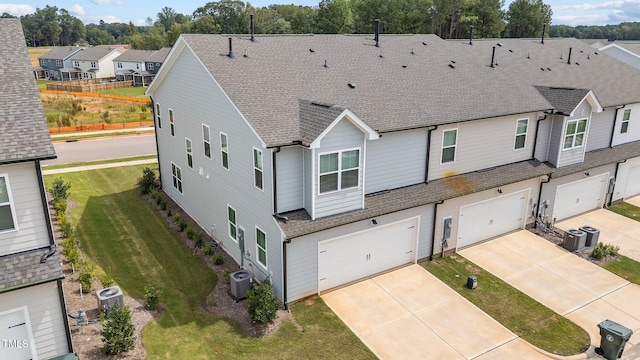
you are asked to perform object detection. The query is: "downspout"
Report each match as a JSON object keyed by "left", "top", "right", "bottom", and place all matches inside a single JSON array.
[
  {"left": 608, "top": 159, "right": 626, "bottom": 206},
  {"left": 272, "top": 147, "right": 280, "bottom": 215},
  {"left": 536, "top": 174, "right": 552, "bottom": 221},
  {"left": 282, "top": 238, "right": 290, "bottom": 310},
  {"left": 58, "top": 278, "right": 74, "bottom": 353},
  {"left": 35, "top": 160, "right": 56, "bottom": 246},
  {"left": 271, "top": 147, "right": 290, "bottom": 309},
  {"left": 531, "top": 112, "right": 550, "bottom": 160},
  {"left": 425, "top": 126, "right": 437, "bottom": 182},
  {"left": 610, "top": 105, "right": 626, "bottom": 148},
  {"left": 150, "top": 97, "right": 162, "bottom": 188},
  {"left": 429, "top": 200, "right": 444, "bottom": 261}
]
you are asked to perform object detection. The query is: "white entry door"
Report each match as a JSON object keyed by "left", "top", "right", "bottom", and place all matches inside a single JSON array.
[
  {"left": 553, "top": 173, "right": 608, "bottom": 221},
  {"left": 457, "top": 190, "right": 529, "bottom": 249},
  {"left": 318, "top": 217, "right": 419, "bottom": 293}
]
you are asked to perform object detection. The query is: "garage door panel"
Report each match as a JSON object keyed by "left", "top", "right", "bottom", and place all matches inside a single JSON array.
[
  {"left": 458, "top": 190, "right": 528, "bottom": 249},
  {"left": 625, "top": 166, "right": 640, "bottom": 198},
  {"left": 318, "top": 218, "right": 418, "bottom": 292},
  {"left": 554, "top": 173, "right": 607, "bottom": 221},
  {"left": 0, "top": 307, "right": 37, "bottom": 360}
]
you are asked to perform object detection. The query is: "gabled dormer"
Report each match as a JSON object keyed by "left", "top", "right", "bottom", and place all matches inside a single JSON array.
[{"left": 534, "top": 86, "right": 602, "bottom": 167}]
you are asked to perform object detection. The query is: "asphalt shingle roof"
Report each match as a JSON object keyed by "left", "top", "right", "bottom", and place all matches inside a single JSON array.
[
  {"left": 0, "top": 19, "right": 56, "bottom": 163},
  {"left": 146, "top": 47, "right": 171, "bottom": 63},
  {"left": 0, "top": 248, "right": 63, "bottom": 292},
  {"left": 534, "top": 86, "right": 592, "bottom": 115},
  {"left": 299, "top": 99, "right": 346, "bottom": 146},
  {"left": 114, "top": 49, "right": 156, "bottom": 62},
  {"left": 41, "top": 46, "right": 83, "bottom": 60},
  {"left": 179, "top": 34, "right": 640, "bottom": 148},
  {"left": 71, "top": 47, "right": 119, "bottom": 61}
]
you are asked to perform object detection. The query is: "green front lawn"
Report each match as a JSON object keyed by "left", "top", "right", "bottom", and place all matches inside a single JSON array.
[
  {"left": 603, "top": 256, "right": 640, "bottom": 285},
  {"left": 424, "top": 255, "right": 590, "bottom": 356},
  {"left": 97, "top": 86, "right": 149, "bottom": 99},
  {"left": 609, "top": 201, "right": 640, "bottom": 221},
  {"left": 45, "top": 166, "right": 373, "bottom": 359},
  {"left": 36, "top": 79, "right": 54, "bottom": 90}
]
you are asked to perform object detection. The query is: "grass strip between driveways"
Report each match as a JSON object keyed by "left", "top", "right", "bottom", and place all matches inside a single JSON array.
[
  {"left": 608, "top": 201, "right": 640, "bottom": 222},
  {"left": 602, "top": 256, "right": 640, "bottom": 285},
  {"left": 423, "top": 255, "right": 590, "bottom": 356},
  {"left": 45, "top": 165, "right": 374, "bottom": 359},
  {"left": 42, "top": 154, "right": 156, "bottom": 170}
]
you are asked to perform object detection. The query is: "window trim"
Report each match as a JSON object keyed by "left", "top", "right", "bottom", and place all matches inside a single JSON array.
[
  {"left": 563, "top": 118, "right": 588, "bottom": 150},
  {"left": 220, "top": 132, "right": 229, "bottom": 169},
  {"left": 168, "top": 108, "right": 175, "bottom": 137},
  {"left": 55, "top": 59, "right": 62, "bottom": 66},
  {"left": 185, "top": 138, "right": 193, "bottom": 169},
  {"left": 621, "top": 109, "right": 631, "bottom": 134},
  {"left": 440, "top": 129, "right": 458, "bottom": 164},
  {"left": 255, "top": 226, "right": 267, "bottom": 268},
  {"left": 155, "top": 103, "right": 161, "bottom": 129},
  {"left": 253, "top": 148, "right": 263, "bottom": 191},
  {"left": 39, "top": 58, "right": 46, "bottom": 65},
  {"left": 0, "top": 174, "right": 18, "bottom": 233},
  {"left": 202, "top": 124, "right": 211, "bottom": 159},
  {"left": 171, "top": 162, "right": 183, "bottom": 193},
  {"left": 317, "top": 148, "right": 361, "bottom": 195},
  {"left": 148, "top": 63, "right": 154, "bottom": 70},
  {"left": 227, "top": 205, "right": 237, "bottom": 242},
  {"left": 514, "top": 118, "right": 528, "bottom": 150}
]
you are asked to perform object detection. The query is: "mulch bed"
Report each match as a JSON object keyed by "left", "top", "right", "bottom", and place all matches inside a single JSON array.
[{"left": 527, "top": 226, "right": 620, "bottom": 265}]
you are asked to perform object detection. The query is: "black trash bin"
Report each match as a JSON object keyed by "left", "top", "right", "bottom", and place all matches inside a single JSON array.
[{"left": 597, "top": 319, "right": 633, "bottom": 360}]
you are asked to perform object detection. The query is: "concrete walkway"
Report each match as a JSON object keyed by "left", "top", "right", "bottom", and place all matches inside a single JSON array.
[
  {"left": 322, "top": 264, "right": 556, "bottom": 360},
  {"left": 42, "top": 158, "right": 157, "bottom": 175},
  {"left": 50, "top": 126, "right": 154, "bottom": 139},
  {"left": 626, "top": 196, "right": 640, "bottom": 208},
  {"left": 460, "top": 230, "right": 640, "bottom": 358}
]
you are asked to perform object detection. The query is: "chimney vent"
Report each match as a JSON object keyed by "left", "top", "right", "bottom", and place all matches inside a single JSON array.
[
  {"left": 228, "top": 37, "right": 234, "bottom": 58},
  {"left": 490, "top": 46, "right": 496, "bottom": 68},
  {"left": 250, "top": 14, "right": 255, "bottom": 42},
  {"left": 374, "top": 19, "right": 380, "bottom": 47},
  {"left": 567, "top": 47, "right": 572, "bottom": 64},
  {"left": 469, "top": 25, "right": 474, "bottom": 45},
  {"left": 324, "top": 60, "right": 328, "bottom": 68},
  {"left": 541, "top": 23, "right": 546, "bottom": 44}
]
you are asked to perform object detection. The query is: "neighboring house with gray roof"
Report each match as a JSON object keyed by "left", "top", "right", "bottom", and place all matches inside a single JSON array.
[
  {"left": 147, "top": 32, "right": 640, "bottom": 306},
  {"left": 0, "top": 18, "right": 73, "bottom": 359},
  {"left": 36, "top": 46, "right": 84, "bottom": 80},
  {"left": 113, "top": 48, "right": 171, "bottom": 86},
  {"left": 69, "top": 47, "right": 123, "bottom": 80},
  {"left": 598, "top": 41, "right": 640, "bottom": 70}
]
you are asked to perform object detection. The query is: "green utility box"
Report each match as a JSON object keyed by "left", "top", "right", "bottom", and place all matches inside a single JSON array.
[{"left": 597, "top": 319, "right": 633, "bottom": 360}]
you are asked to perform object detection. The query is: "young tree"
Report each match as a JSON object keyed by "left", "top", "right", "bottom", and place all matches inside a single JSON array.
[{"left": 101, "top": 304, "right": 135, "bottom": 355}]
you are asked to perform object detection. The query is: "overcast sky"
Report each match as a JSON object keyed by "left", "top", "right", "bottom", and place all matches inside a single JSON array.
[{"left": 2, "top": 0, "right": 640, "bottom": 27}]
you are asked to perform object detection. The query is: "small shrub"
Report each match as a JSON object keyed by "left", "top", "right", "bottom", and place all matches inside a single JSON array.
[
  {"left": 177, "top": 219, "right": 187, "bottom": 232},
  {"left": 160, "top": 198, "right": 168, "bottom": 211},
  {"left": 66, "top": 244, "right": 81, "bottom": 267},
  {"left": 211, "top": 253, "right": 223, "bottom": 265},
  {"left": 172, "top": 214, "right": 181, "bottom": 223},
  {"left": 166, "top": 208, "right": 172, "bottom": 217},
  {"left": 101, "top": 304, "right": 135, "bottom": 355},
  {"left": 61, "top": 221, "right": 74, "bottom": 238},
  {"left": 137, "top": 167, "right": 157, "bottom": 195},
  {"left": 194, "top": 232, "right": 204, "bottom": 247},
  {"left": 53, "top": 198, "right": 67, "bottom": 215},
  {"left": 149, "top": 189, "right": 158, "bottom": 199},
  {"left": 98, "top": 267, "right": 115, "bottom": 288},
  {"left": 50, "top": 177, "right": 71, "bottom": 201},
  {"left": 185, "top": 226, "right": 196, "bottom": 239},
  {"left": 590, "top": 243, "right": 620, "bottom": 260},
  {"left": 222, "top": 269, "right": 232, "bottom": 284},
  {"left": 78, "top": 263, "right": 95, "bottom": 293},
  {"left": 144, "top": 285, "right": 161, "bottom": 310},
  {"left": 102, "top": 111, "right": 111, "bottom": 124},
  {"left": 247, "top": 280, "right": 280, "bottom": 324}
]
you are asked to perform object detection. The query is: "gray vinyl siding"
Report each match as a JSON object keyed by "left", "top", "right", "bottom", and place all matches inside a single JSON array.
[
  {"left": 587, "top": 108, "right": 615, "bottom": 151},
  {"left": 276, "top": 146, "right": 304, "bottom": 213},
  {"left": 286, "top": 204, "right": 434, "bottom": 302},
  {"left": 151, "top": 45, "right": 284, "bottom": 299},
  {"left": 558, "top": 101, "right": 592, "bottom": 167},
  {"left": 534, "top": 117, "right": 552, "bottom": 162},
  {"left": 428, "top": 113, "right": 539, "bottom": 181},
  {"left": 0, "top": 163, "right": 49, "bottom": 255},
  {"left": 547, "top": 116, "right": 564, "bottom": 167},
  {"left": 611, "top": 103, "right": 640, "bottom": 146},
  {"left": 612, "top": 155, "right": 640, "bottom": 202},
  {"left": 433, "top": 178, "right": 539, "bottom": 254},
  {"left": 0, "top": 282, "right": 69, "bottom": 358},
  {"left": 313, "top": 119, "right": 365, "bottom": 219},
  {"left": 538, "top": 164, "right": 615, "bottom": 220},
  {"left": 366, "top": 128, "right": 427, "bottom": 194}
]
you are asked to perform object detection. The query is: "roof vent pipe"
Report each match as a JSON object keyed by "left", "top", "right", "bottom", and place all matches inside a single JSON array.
[
  {"left": 250, "top": 14, "right": 255, "bottom": 42},
  {"left": 541, "top": 23, "right": 546, "bottom": 44},
  {"left": 490, "top": 46, "right": 496, "bottom": 68},
  {"left": 228, "top": 37, "right": 235, "bottom": 58},
  {"left": 567, "top": 47, "right": 572, "bottom": 64},
  {"left": 469, "top": 25, "right": 474, "bottom": 45},
  {"left": 374, "top": 19, "right": 380, "bottom": 47}
]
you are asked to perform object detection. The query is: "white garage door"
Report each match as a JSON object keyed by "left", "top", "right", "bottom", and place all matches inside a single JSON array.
[
  {"left": 318, "top": 217, "right": 419, "bottom": 293},
  {"left": 553, "top": 173, "right": 608, "bottom": 221},
  {"left": 625, "top": 165, "right": 640, "bottom": 199},
  {"left": 457, "top": 190, "right": 529, "bottom": 249},
  {"left": 0, "top": 307, "right": 37, "bottom": 360}
]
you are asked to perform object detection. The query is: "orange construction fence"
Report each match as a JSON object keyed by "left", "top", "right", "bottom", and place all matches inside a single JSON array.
[
  {"left": 49, "top": 121, "right": 155, "bottom": 134},
  {"left": 39, "top": 89, "right": 150, "bottom": 104}
]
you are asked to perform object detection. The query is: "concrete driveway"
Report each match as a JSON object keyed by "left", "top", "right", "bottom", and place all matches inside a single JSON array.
[
  {"left": 322, "top": 264, "right": 550, "bottom": 359},
  {"left": 555, "top": 207, "right": 640, "bottom": 262},
  {"left": 459, "top": 230, "right": 640, "bottom": 356},
  {"left": 626, "top": 195, "right": 640, "bottom": 208}
]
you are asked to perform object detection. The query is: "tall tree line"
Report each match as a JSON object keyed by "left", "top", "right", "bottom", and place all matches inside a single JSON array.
[{"left": 14, "top": 0, "right": 639, "bottom": 51}]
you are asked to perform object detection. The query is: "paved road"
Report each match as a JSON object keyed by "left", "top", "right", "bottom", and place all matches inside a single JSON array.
[{"left": 43, "top": 134, "right": 156, "bottom": 165}]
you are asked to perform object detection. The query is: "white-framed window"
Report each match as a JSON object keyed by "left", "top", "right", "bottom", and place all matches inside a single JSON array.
[
  {"left": 169, "top": 109, "right": 175, "bottom": 137},
  {"left": 202, "top": 125, "right": 211, "bottom": 159},
  {"left": 136, "top": 64, "right": 139, "bottom": 69},
  {"left": 220, "top": 132, "right": 229, "bottom": 169},
  {"left": 318, "top": 149, "right": 360, "bottom": 194},
  {"left": 117, "top": 62, "right": 122, "bottom": 68},
  {"left": 563, "top": 119, "right": 587, "bottom": 149},
  {"left": 256, "top": 227, "right": 267, "bottom": 267},
  {"left": 55, "top": 59, "right": 62, "bottom": 66},
  {"left": 227, "top": 205, "right": 237, "bottom": 241},
  {"left": 0, "top": 175, "right": 18, "bottom": 232},
  {"left": 90, "top": 61, "right": 97, "bottom": 68},
  {"left": 171, "top": 163, "right": 182, "bottom": 193},
  {"left": 83, "top": 72, "right": 88, "bottom": 79},
  {"left": 148, "top": 63, "right": 154, "bottom": 70},
  {"left": 185, "top": 138, "right": 193, "bottom": 169},
  {"left": 39, "top": 58, "right": 46, "bottom": 65},
  {"left": 621, "top": 109, "right": 631, "bottom": 134},
  {"left": 514, "top": 119, "right": 528, "bottom": 150},
  {"left": 441, "top": 129, "right": 457, "bottom": 163},
  {"left": 73, "top": 60, "right": 79, "bottom": 67},
  {"left": 155, "top": 103, "right": 161, "bottom": 129},
  {"left": 253, "top": 148, "right": 263, "bottom": 190}
]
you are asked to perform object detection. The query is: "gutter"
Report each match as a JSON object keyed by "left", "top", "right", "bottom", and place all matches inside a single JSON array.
[
  {"left": 150, "top": 96, "right": 163, "bottom": 188},
  {"left": 531, "top": 112, "right": 550, "bottom": 160},
  {"left": 282, "top": 238, "right": 291, "bottom": 310},
  {"left": 429, "top": 200, "right": 445, "bottom": 260},
  {"left": 58, "top": 278, "right": 74, "bottom": 353},
  {"left": 0, "top": 154, "right": 57, "bottom": 166},
  {"left": 425, "top": 126, "right": 437, "bottom": 182},
  {"left": 36, "top": 160, "right": 56, "bottom": 246},
  {"left": 535, "top": 173, "right": 553, "bottom": 221},
  {"left": 608, "top": 159, "right": 627, "bottom": 206},
  {"left": 609, "top": 105, "right": 626, "bottom": 148}
]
